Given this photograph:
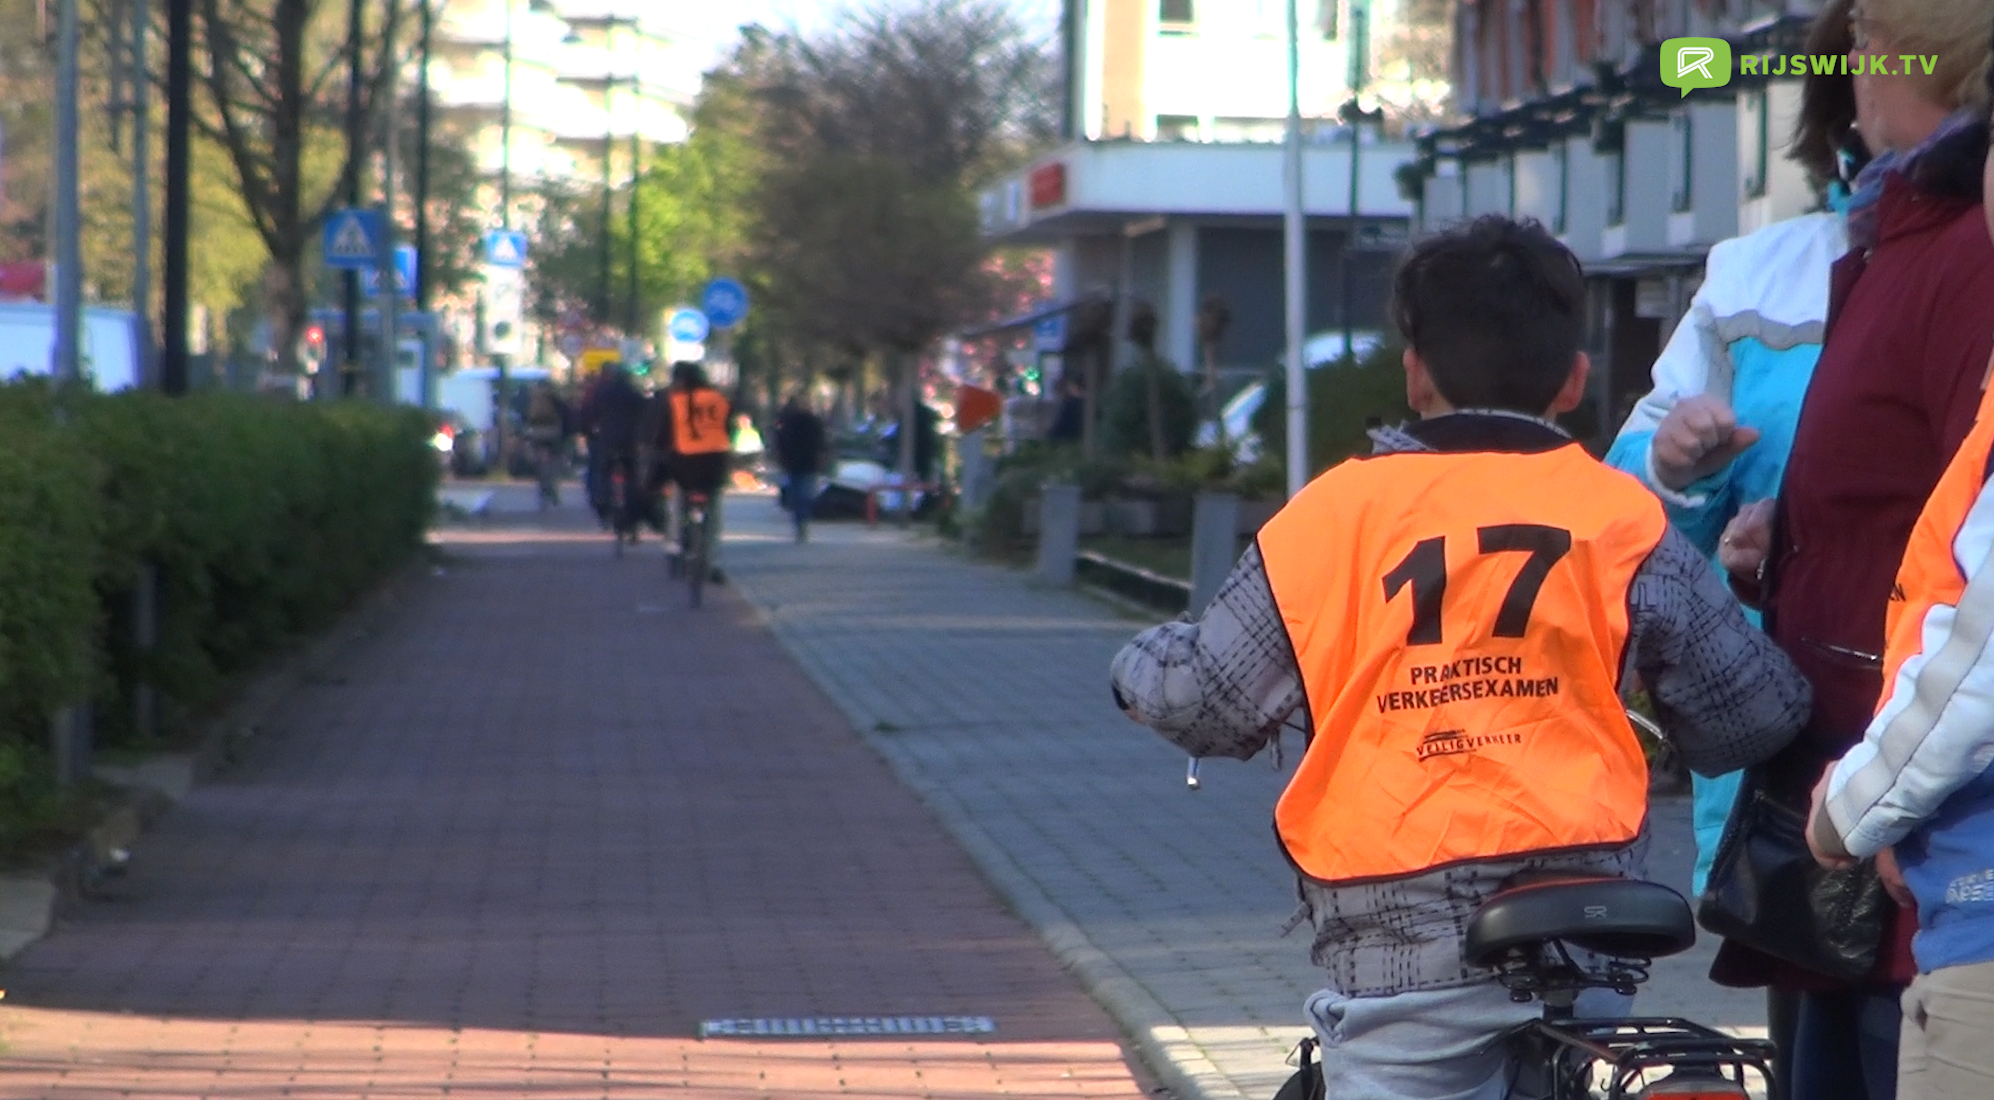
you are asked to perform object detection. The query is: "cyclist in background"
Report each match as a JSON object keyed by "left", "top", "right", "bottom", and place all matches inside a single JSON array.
[
  {"left": 661, "top": 362, "right": 733, "bottom": 581},
  {"left": 579, "top": 360, "right": 646, "bottom": 537}
]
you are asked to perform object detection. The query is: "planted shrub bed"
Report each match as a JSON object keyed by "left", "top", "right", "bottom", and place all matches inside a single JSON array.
[{"left": 0, "top": 382, "right": 437, "bottom": 853}]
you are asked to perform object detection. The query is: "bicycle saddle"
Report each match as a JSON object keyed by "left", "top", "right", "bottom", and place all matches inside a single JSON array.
[{"left": 1463, "top": 876, "right": 1695, "bottom": 968}]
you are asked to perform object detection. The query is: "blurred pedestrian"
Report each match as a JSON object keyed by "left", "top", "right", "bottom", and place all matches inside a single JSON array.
[
  {"left": 1048, "top": 374, "right": 1086, "bottom": 445},
  {"left": 774, "top": 393, "right": 827, "bottom": 542},
  {"left": 526, "top": 381, "right": 567, "bottom": 509}
]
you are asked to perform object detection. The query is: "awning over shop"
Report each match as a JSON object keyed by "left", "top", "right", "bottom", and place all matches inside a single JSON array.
[{"left": 956, "top": 296, "right": 1106, "bottom": 340}]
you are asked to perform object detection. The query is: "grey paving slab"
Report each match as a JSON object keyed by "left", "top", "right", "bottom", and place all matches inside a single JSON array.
[{"left": 722, "top": 495, "right": 1770, "bottom": 1100}]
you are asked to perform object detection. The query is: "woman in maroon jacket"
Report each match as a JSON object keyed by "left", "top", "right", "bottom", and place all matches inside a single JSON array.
[{"left": 1715, "top": 2, "right": 1994, "bottom": 1097}]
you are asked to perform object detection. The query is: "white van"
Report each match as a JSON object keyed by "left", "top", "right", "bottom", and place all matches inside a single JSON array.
[{"left": 0, "top": 302, "right": 144, "bottom": 391}]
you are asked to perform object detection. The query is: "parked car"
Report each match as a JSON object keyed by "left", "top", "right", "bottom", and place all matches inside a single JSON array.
[{"left": 0, "top": 301, "right": 144, "bottom": 391}]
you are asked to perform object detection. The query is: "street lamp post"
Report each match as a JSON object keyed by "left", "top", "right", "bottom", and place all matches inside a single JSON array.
[
  {"left": 627, "top": 114, "right": 640, "bottom": 337},
  {"left": 1281, "top": 0, "right": 1305, "bottom": 499},
  {"left": 341, "top": 0, "right": 364, "bottom": 397},
  {"left": 1341, "top": 2, "right": 1371, "bottom": 365},
  {"left": 162, "top": 0, "right": 191, "bottom": 395}
]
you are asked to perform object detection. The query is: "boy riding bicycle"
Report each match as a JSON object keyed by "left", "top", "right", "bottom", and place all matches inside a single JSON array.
[
  {"left": 658, "top": 362, "right": 733, "bottom": 579},
  {"left": 1109, "top": 216, "right": 1811, "bottom": 1099}
]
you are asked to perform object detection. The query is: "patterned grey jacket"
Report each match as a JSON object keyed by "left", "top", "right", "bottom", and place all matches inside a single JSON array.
[{"left": 1109, "top": 413, "right": 1811, "bottom": 997}]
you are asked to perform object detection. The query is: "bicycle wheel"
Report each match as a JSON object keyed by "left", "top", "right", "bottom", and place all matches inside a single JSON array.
[
  {"left": 685, "top": 504, "right": 707, "bottom": 607},
  {"left": 611, "top": 473, "right": 628, "bottom": 558}
]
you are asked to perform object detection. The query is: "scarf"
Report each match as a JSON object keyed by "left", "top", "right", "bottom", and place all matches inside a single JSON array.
[{"left": 1846, "top": 110, "right": 1984, "bottom": 251}]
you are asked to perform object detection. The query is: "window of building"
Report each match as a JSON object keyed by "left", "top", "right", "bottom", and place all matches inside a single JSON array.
[
  {"left": 1744, "top": 90, "right": 1769, "bottom": 199},
  {"left": 1160, "top": 0, "right": 1194, "bottom": 25},
  {"left": 1155, "top": 115, "right": 1201, "bottom": 141},
  {"left": 1605, "top": 149, "right": 1625, "bottom": 227},
  {"left": 1554, "top": 143, "right": 1570, "bottom": 234},
  {"left": 1671, "top": 112, "right": 1694, "bottom": 213}
]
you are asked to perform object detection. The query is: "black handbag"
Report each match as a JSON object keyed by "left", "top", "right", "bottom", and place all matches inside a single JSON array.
[{"left": 1696, "top": 764, "right": 1890, "bottom": 982}]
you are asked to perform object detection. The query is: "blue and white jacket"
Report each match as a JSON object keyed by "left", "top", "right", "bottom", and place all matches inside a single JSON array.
[
  {"left": 1606, "top": 211, "right": 1846, "bottom": 893},
  {"left": 1606, "top": 211, "right": 1846, "bottom": 550}
]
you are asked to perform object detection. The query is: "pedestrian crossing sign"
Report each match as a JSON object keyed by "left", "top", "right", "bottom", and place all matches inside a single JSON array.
[
  {"left": 322, "top": 209, "right": 383, "bottom": 270},
  {"left": 484, "top": 229, "right": 529, "bottom": 269}
]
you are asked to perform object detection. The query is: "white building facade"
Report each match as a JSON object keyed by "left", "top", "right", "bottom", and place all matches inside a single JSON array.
[{"left": 1404, "top": 0, "right": 1829, "bottom": 442}]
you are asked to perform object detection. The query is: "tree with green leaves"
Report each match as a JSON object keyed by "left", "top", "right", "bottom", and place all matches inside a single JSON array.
[
  {"left": 184, "top": 0, "right": 407, "bottom": 378},
  {"left": 734, "top": 0, "right": 1059, "bottom": 504}
]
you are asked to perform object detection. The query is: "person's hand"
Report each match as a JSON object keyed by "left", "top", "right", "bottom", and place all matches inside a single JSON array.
[
  {"left": 1652, "top": 395, "right": 1761, "bottom": 490},
  {"left": 1807, "top": 767, "right": 1856, "bottom": 870},
  {"left": 1877, "top": 846, "right": 1915, "bottom": 910},
  {"left": 1719, "top": 499, "right": 1776, "bottom": 581}
]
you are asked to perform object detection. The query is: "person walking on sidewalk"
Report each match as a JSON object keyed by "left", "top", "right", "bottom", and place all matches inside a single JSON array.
[
  {"left": 1109, "top": 215, "right": 1812, "bottom": 1100},
  {"left": 526, "top": 381, "right": 569, "bottom": 509},
  {"left": 773, "top": 393, "right": 826, "bottom": 542}
]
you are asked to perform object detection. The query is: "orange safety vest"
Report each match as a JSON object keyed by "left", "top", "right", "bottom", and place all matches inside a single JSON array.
[
  {"left": 1880, "top": 379, "right": 1994, "bottom": 706},
  {"left": 1258, "top": 443, "right": 1665, "bottom": 885},
  {"left": 671, "top": 388, "right": 732, "bottom": 455}
]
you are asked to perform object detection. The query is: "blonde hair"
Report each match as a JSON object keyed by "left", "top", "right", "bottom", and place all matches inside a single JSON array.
[{"left": 1864, "top": 0, "right": 1994, "bottom": 109}]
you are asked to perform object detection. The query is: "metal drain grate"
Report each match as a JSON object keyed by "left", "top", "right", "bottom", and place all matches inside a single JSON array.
[{"left": 698, "top": 1015, "right": 996, "bottom": 1038}]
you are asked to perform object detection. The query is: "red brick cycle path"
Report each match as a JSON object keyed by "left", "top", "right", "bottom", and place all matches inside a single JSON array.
[{"left": 0, "top": 506, "right": 1155, "bottom": 1098}]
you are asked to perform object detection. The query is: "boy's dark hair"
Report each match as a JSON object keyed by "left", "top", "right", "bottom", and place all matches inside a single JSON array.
[{"left": 1390, "top": 215, "right": 1585, "bottom": 414}]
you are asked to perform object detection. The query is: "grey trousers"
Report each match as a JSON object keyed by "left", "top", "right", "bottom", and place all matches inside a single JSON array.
[
  {"left": 1900, "top": 959, "right": 1994, "bottom": 1099},
  {"left": 1304, "top": 982, "right": 1631, "bottom": 1100}
]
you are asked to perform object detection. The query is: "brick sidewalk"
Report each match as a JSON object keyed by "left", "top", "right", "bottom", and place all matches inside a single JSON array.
[{"left": 0, "top": 495, "right": 1153, "bottom": 1099}]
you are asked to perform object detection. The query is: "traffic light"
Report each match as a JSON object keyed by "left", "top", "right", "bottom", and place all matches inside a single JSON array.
[{"left": 301, "top": 323, "right": 327, "bottom": 373}]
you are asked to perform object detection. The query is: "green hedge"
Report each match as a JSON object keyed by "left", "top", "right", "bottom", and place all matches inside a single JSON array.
[
  {"left": 1251, "top": 343, "right": 1415, "bottom": 477},
  {"left": 0, "top": 383, "right": 437, "bottom": 843}
]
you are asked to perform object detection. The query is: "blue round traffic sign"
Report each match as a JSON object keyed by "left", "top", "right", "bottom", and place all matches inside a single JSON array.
[
  {"left": 668, "top": 308, "right": 710, "bottom": 344},
  {"left": 701, "top": 277, "right": 750, "bottom": 329}
]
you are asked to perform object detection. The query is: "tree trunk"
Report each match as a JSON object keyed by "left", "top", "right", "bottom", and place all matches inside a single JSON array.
[
  {"left": 1145, "top": 352, "right": 1166, "bottom": 462},
  {"left": 1080, "top": 345, "right": 1100, "bottom": 460},
  {"left": 264, "top": 254, "right": 307, "bottom": 390},
  {"left": 896, "top": 348, "right": 916, "bottom": 526}
]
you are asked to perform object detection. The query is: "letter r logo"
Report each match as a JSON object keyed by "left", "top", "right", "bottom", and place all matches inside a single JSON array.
[{"left": 1661, "top": 37, "right": 1733, "bottom": 97}]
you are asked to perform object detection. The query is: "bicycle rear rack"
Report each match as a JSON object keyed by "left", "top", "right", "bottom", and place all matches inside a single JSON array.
[{"left": 1521, "top": 1016, "right": 1773, "bottom": 1099}]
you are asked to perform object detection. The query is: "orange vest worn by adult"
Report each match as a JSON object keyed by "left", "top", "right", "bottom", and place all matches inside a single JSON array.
[
  {"left": 1880, "top": 380, "right": 1994, "bottom": 704},
  {"left": 671, "top": 388, "right": 732, "bottom": 455},
  {"left": 1258, "top": 442, "right": 1667, "bottom": 885}
]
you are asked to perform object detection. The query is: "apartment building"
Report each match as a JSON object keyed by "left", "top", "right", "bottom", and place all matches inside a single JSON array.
[
  {"left": 420, "top": 0, "right": 702, "bottom": 360},
  {"left": 1403, "top": 0, "right": 1827, "bottom": 441},
  {"left": 428, "top": 0, "right": 699, "bottom": 194},
  {"left": 972, "top": 2, "right": 1440, "bottom": 392},
  {"left": 1069, "top": 0, "right": 1449, "bottom": 140}
]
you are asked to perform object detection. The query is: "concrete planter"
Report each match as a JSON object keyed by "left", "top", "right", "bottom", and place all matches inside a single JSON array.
[
  {"left": 1106, "top": 497, "right": 1191, "bottom": 537},
  {"left": 1078, "top": 502, "right": 1109, "bottom": 537}
]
